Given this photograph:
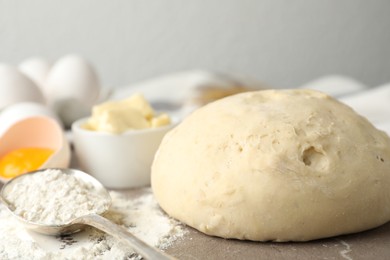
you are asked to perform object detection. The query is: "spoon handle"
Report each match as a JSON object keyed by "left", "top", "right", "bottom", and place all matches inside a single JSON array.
[{"left": 76, "top": 214, "right": 176, "bottom": 260}]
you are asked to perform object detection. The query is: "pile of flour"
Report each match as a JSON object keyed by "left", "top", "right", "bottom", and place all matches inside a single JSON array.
[
  {"left": 2, "top": 169, "right": 110, "bottom": 225},
  {"left": 0, "top": 187, "right": 186, "bottom": 259}
]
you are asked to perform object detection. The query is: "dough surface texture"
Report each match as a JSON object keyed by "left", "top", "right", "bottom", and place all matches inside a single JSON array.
[{"left": 151, "top": 89, "right": 390, "bottom": 241}]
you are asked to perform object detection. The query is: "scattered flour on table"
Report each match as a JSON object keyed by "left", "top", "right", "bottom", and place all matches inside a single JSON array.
[
  {"left": 337, "top": 239, "right": 353, "bottom": 260},
  {"left": 0, "top": 188, "right": 187, "bottom": 259}
]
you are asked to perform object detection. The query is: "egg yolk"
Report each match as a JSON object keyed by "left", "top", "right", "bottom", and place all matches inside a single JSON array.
[{"left": 0, "top": 148, "right": 54, "bottom": 178}]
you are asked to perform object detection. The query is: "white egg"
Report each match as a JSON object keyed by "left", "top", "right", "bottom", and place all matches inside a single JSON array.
[
  {"left": 45, "top": 54, "right": 101, "bottom": 107},
  {"left": 19, "top": 57, "right": 52, "bottom": 97},
  {"left": 51, "top": 98, "right": 90, "bottom": 129},
  {"left": 0, "top": 64, "right": 45, "bottom": 110}
]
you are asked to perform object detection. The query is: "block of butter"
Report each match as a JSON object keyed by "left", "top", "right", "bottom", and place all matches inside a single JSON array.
[{"left": 83, "top": 94, "right": 171, "bottom": 134}]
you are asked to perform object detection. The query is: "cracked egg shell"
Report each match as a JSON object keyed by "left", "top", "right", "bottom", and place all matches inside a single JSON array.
[{"left": 0, "top": 116, "right": 70, "bottom": 183}]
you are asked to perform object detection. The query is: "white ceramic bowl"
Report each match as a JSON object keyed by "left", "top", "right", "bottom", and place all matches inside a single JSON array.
[{"left": 71, "top": 118, "right": 175, "bottom": 189}]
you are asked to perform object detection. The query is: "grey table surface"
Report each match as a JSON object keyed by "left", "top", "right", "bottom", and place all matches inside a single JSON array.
[
  {"left": 1, "top": 180, "right": 390, "bottom": 260},
  {"left": 166, "top": 221, "right": 390, "bottom": 260}
]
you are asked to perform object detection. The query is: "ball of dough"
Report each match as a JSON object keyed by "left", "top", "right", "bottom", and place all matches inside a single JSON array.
[{"left": 151, "top": 89, "right": 390, "bottom": 242}]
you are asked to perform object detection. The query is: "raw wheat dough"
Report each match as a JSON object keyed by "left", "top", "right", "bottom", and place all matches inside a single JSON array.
[{"left": 151, "top": 89, "right": 390, "bottom": 242}]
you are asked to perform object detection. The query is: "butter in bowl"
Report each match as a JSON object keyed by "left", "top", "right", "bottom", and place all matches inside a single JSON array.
[{"left": 71, "top": 94, "right": 175, "bottom": 189}]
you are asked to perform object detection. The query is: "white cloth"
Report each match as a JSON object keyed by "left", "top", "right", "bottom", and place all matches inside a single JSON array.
[{"left": 111, "top": 72, "right": 390, "bottom": 135}]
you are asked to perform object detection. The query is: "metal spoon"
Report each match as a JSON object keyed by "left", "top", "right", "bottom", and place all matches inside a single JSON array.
[{"left": 0, "top": 168, "right": 175, "bottom": 260}]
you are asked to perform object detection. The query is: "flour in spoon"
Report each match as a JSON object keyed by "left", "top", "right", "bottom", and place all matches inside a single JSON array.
[
  {"left": 2, "top": 169, "right": 110, "bottom": 225},
  {"left": 0, "top": 188, "right": 187, "bottom": 259}
]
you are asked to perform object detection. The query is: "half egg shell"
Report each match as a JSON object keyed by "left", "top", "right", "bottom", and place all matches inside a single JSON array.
[
  {"left": 0, "top": 102, "right": 63, "bottom": 136},
  {"left": 0, "top": 116, "right": 70, "bottom": 183}
]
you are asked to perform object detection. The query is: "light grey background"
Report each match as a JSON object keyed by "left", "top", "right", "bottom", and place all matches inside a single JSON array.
[{"left": 1, "top": 0, "right": 389, "bottom": 89}]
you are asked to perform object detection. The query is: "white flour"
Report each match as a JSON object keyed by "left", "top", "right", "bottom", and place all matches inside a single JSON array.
[
  {"left": 2, "top": 169, "right": 110, "bottom": 225},
  {"left": 0, "top": 187, "right": 186, "bottom": 259}
]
